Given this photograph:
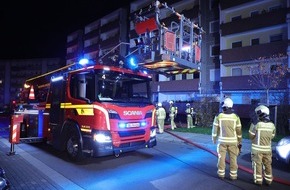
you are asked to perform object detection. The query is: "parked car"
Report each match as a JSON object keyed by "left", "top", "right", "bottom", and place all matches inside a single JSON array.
[
  {"left": 276, "top": 136, "right": 290, "bottom": 166},
  {"left": 0, "top": 167, "right": 9, "bottom": 190}
]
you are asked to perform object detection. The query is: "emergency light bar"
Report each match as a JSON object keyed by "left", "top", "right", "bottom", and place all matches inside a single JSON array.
[{"left": 79, "top": 58, "right": 89, "bottom": 65}]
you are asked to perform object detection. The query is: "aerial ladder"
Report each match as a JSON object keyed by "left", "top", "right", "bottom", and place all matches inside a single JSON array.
[{"left": 130, "top": 0, "right": 204, "bottom": 76}]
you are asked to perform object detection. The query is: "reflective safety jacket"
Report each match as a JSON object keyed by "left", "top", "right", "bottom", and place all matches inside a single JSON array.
[
  {"left": 169, "top": 106, "right": 177, "bottom": 116},
  {"left": 156, "top": 107, "right": 166, "bottom": 120},
  {"left": 212, "top": 111, "right": 242, "bottom": 145},
  {"left": 186, "top": 107, "right": 194, "bottom": 116},
  {"left": 249, "top": 119, "right": 276, "bottom": 154}
]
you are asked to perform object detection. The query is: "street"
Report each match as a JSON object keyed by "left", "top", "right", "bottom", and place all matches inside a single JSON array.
[{"left": 1, "top": 116, "right": 290, "bottom": 190}]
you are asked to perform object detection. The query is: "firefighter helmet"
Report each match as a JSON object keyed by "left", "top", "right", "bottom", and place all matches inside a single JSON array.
[
  {"left": 222, "top": 98, "right": 233, "bottom": 108},
  {"left": 169, "top": 100, "right": 173, "bottom": 104},
  {"left": 157, "top": 102, "right": 162, "bottom": 107},
  {"left": 186, "top": 103, "right": 190, "bottom": 107},
  {"left": 255, "top": 105, "right": 269, "bottom": 117}
]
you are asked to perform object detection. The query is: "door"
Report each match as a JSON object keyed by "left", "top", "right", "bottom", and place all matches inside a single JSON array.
[{"left": 49, "top": 79, "right": 65, "bottom": 149}]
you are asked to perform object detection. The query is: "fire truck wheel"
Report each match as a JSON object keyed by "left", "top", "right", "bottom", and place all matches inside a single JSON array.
[{"left": 66, "top": 129, "right": 83, "bottom": 162}]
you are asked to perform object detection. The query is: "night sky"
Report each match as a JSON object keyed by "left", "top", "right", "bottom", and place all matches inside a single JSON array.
[{"left": 0, "top": 0, "right": 133, "bottom": 59}]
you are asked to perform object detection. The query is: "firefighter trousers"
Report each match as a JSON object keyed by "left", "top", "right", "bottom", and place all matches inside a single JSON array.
[
  {"left": 187, "top": 114, "right": 194, "bottom": 128},
  {"left": 217, "top": 143, "right": 239, "bottom": 179},
  {"left": 169, "top": 114, "right": 176, "bottom": 130},
  {"left": 251, "top": 152, "right": 273, "bottom": 185},
  {"left": 157, "top": 119, "right": 165, "bottom": 133}
]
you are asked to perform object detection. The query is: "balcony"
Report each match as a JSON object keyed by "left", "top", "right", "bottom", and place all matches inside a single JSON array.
[
  {"left": 66, "top": 38, "right": 80, "bottom": 48},
  {"left": 83, "top": 44, "right": 99, "bottom": 54},
  {"left": 221, "top": 41, "right": 288, "bottom": 63},
  {"left": 100, "top": 20, "right": 120, "bottom": 34},
  {"left": 99, "top": 35, "right": 120, "bottom": 50},
  {"left": 151, "top": 79, "right": 199, "bottom": 93},
  {"left": 220, "top": 0, "right": 256, "bottom": 10},
  {"left": 220, "top": 8, "right": 287, "bottom": 36},
  {"left": 221, "top": 75, "right": 288, "bottom": 91},
  {"left": 66, "top": 52, "right": 80, "bottom": 60},
  {"left": 83, "top": 30, "right": 99, "bottom": 41}
]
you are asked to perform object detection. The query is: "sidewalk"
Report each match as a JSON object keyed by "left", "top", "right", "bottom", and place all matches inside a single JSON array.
[{"left": 0, "top": 137, "right": 64, "bottom": 190}]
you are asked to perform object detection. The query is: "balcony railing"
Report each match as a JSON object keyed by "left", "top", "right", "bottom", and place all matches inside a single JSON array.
[
  {"left": 220, "top": 8, "right": 287, "bottom": 36},
  {"left": 84, "top": 30, "right": 100, "bottom": 41},
  {"left": 221, "top": 41, "right": 288, "bottom": 63},
  {"left": 221, "top": 75, "right": 288, "bottom": 91},
  {"left": 151, "top": 79, "right": 199, "bottom": 93},
  {"left": 83, "top": 43, "right": 99, "bottom": 54}
]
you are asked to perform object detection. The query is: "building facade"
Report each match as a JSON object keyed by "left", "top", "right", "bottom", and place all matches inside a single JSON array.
[
  {"left": 66, "top": 8, "right": 129, "bottom": 65},
  {"left": 0, "top": 58, "right": 64, "bottom": 106},
  {"left": 64, "top": 0, "right": 289, "bottom": 111},
  {"left": 219, "top": 0, "right": 290, "bottom": 116}
]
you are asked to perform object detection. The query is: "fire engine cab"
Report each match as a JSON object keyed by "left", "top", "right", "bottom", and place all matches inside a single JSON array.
[{"left": 15, "top": 58, "right": 157, "bottom": 161}]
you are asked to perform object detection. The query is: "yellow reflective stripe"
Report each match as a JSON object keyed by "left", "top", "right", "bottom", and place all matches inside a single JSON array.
[
  {"left": 45, "top": 102, "right": 110, "bottom": 130},
  {"left": 252, "top": 144, "right": 272, "bottom": 152},
  {"left": 46, "top": 104, "right": 51, "bottom": 109},
  {"left": 60, "top": 103, "right": 93, "bottom": 109},
  {"left": 76, "top": 108, "right": 94, "bottom": 116}
]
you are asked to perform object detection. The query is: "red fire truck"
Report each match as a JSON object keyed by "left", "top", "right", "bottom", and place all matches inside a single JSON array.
[{"left": 14, "top": 58, "right": 157, "bottom": 161}]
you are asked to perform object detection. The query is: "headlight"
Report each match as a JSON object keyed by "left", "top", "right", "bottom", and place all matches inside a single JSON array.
[
  {"left": 93, "top": 133, "right": 112, "bottom": 143},
  {"left": 276, "top": 144, "right": 290, "bottom": 159},
  {"left": 277, "top": 138, "right": 290, "bottom": 146}
]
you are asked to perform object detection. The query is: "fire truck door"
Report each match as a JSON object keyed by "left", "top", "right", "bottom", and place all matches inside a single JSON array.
[{"left": 49, "top": 79, "right": 65, "bottom": 149}]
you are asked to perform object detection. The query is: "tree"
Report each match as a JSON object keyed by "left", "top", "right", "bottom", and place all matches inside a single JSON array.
[{"left": 248, "top": 54, "right": 289, "bottom": 105}]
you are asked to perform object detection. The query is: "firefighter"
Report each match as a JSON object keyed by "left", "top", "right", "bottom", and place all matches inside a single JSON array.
[
  {"left": 185, "top": 103, "right": 195, "bottom": 128},
  {"left": 156, "top": 102, "right": 166, "bottom": 133},
  {"left": 169, "top": 100, "right": 177, "bottom": 130},
  {"left": 249, "top": 105, "right": 276, "bottom": 186},
  {"left": 212, "top": 97, "right": 242, "bottom": 180}
]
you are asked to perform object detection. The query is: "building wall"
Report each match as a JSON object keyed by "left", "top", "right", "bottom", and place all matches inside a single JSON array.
[
  {"left": 0, "top": 58, "right": 64, "bottom": 106},
  {"left": 220, "top": 0, "right": 289, "bottom": 105}
]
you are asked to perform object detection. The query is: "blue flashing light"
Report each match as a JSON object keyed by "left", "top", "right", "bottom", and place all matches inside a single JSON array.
[
  {"left": 127, "top": 57, "right": 138, "bottom": 70},
  {"left": 79, "top": 58, "right": 89, "bottom": 65}
]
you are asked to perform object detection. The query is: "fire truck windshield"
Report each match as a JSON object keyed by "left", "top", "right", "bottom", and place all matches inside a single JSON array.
[
  {"left": 69, "top": 69, "right": 152, "bottom": 104},
  {"left": 97, "top": 71, "right": 151, "bottom": 103}
]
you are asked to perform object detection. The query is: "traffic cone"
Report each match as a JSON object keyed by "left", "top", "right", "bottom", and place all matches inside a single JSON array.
[{"left": 29, "top": 85, "right": 35, "bottom": 100}]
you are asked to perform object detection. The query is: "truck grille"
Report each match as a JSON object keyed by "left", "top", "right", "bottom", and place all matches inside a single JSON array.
[
  {"left": 119, "top": 140, "right": 145, "bottom": 148},
  {"left": 118, "top": 129, "right": 145, "bottom": 137}
]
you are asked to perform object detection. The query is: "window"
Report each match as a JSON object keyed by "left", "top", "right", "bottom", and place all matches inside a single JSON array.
[
  {"left": 270, "top": 34, "right": 282, "bottom": 42},
  {"left": 232, "top": 68, "right": 242, "bottom": 76},
  {"left": 210, "top": 20, "right": 219, "bottom": 33},
  {"left": 210, "top": 69, "right": 220, "bottom": 81},
  {"left": 210, "top": 45, "right": 220, "bottom": 57},
  {"left": 231, "top": 16, "right": 242, "bottom": 22},
  {"left": 232, "top": 41, "right": 242, "bottom": 48},
  {"left": 251, "top": 38, "right": 259, "bottom": 46},
  {"left": 269, "top": 5, "right": 281, "bottom": 12},
  {"left": 250, "top": 10, "right": 259, "bottom": 17}
]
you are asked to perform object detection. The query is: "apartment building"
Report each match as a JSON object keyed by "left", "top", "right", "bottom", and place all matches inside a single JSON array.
[
  {"left": 219, "top": 0, "right": 290, "bottom": 110},
  {"left": 0, "top": 58, "right": 64, "bottom": 106},
  {"left": 66, "top": 8, "right": 129, "bottom": 65},
  {"left": 64, "top": 0, "right": 289, "bottom": 118}
]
